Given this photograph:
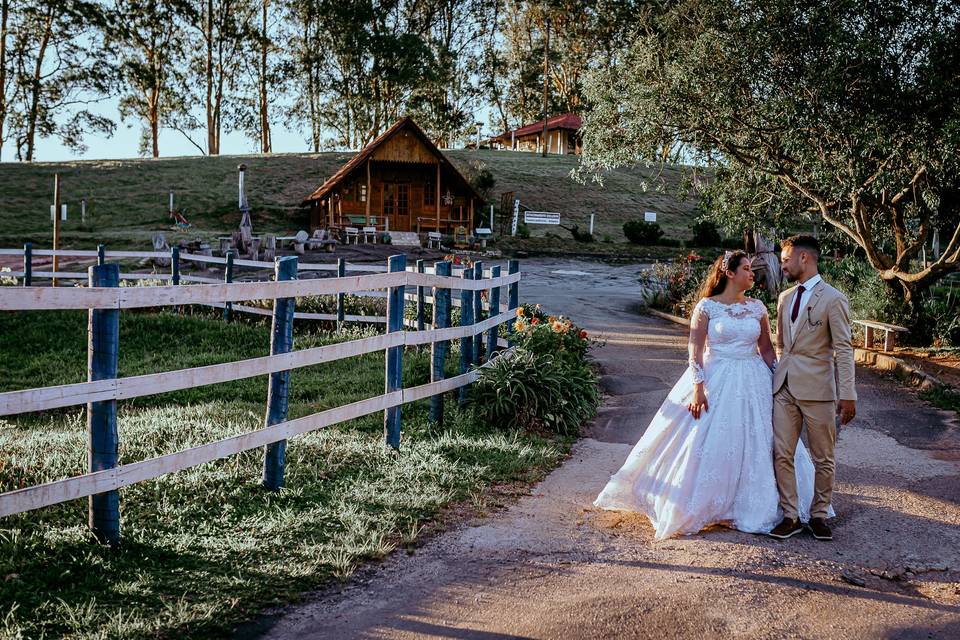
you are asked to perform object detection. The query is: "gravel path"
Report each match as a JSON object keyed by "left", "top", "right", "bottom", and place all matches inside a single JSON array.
[{"left": 243, "top": 258, "right": 960, "bottom": 640}]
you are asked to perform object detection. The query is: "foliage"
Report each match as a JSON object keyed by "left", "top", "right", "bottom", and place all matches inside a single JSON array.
[
  {"left": 0, "top": 309, "right": 569, "bottom": 638},
  {"left": 639, "top": 251, "right": 711, "bottom": 317},
  {"left": 623, "top": 219, "right": 664, "bottom": 245},
  {"left": 688, "top": 220, "right": 722, "bottom": 247},
  {"left": 579, "top": 0, "right": 960, "bottom": 306},
  {"left": 472, "top": 304, "right": 598, "bottom": 435}
]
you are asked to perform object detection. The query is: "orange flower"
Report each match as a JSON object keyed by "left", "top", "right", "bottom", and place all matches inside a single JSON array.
[
  {"left": 548, "top": 316, "right": 557, "bottom": 324},
  {"left": 513, "top": 319, "right": 527, "bottom": 332},
  {"left": 551, "top": 320, "right": 565, "bottom": 333},
  {"left": 516, "top": 307, "right": 525, "bottom": 317}
]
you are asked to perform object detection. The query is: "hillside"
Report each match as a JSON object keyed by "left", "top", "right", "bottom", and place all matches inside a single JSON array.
[{"left": 0, "top": 149, "right": 702, "bottom": 250}]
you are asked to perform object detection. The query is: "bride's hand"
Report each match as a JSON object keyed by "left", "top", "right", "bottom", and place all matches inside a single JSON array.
[{"left": 687, "top": 385, "right": 709, "bottom": 419}]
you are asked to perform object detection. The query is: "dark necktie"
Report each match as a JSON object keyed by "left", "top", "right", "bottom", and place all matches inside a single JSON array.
[{"left": 790, "top": 284, "right": 805, "bottom": 322}]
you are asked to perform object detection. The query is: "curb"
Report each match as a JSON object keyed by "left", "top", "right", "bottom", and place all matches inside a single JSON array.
[{"left": 644, "top": 307, "right": 946, "bottom": 391}]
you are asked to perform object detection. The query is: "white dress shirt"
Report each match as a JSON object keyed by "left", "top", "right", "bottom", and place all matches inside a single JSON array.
[{"left": 790, "top": 273, "right": 822, "bottom": 328}]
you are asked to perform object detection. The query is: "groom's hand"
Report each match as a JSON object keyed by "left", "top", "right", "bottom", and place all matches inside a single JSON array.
[{"left": 837, "top": 400, "right": 856, "bottom": 425}]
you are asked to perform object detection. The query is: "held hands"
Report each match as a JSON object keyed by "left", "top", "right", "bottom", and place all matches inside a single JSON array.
[
  {"left": 837, "top": 399, "right": 856, "bottom": 425},
  {"left": 687, "top": 384, "right": 709, "bottom": 419}
]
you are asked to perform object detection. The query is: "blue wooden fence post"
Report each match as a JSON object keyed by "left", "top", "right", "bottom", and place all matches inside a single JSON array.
[
  {"left": 22, "top": 243, "right": 31, "bottom": 286},
  {"left": 97, "top": 244, "right": 106, "bottom": 266},
  {"left": 384, "top": 254, "right": 406, "bottom": 449},
  {"left": 507, "top": 259, "right": 520, "bottom": 347},
  {"left": 487, "top": 265, "right": 501, "bottom": 358},
  {"left": 223, "top": 250, "right": 235, "bottom": 322},
  {"left": 416, "top": 259, "right": 425, "bottom": 353},
  {"left": 429, "top": 260, "right": 452, "bottom": 426},
  {"left": 88, "top": 263, "right": 120, "bottom": 546},
  {"left": 336, "top": 258, "right": 346, "bottom": 330},
  {"left": 263, "top": 256, "right": 298, "bottom": 491},
  {"left": 473, "top": 261, "right": 484, "bottom": 363},
  {"left": 459, "top": 267, "right": 474, "bottom": 405},
  {"left": 171, "top": 246, "right": 180, "bottom": 314}
]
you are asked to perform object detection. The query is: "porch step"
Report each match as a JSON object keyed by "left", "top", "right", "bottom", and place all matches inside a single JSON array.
[{"left": 389, "top": 231, "right": 421, "bottom": 247}]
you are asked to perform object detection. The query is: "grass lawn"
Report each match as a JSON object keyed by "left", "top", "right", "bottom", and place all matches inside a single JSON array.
[
  {"left": 0, "top": 308, "right": 572, "bottom": 639},
  {"left": 0, "top": 150, "right": 702, "bottom": 251}
]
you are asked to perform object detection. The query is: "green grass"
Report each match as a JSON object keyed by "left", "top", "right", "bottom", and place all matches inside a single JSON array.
[
  {"left": 918, "top": 384, "right": 960, "bottom": 417},
  {"left": 0, "top": 150, "right": 701, "bottom": 250},
  {"left": 0, "top": 309, "right": 571, "bottom": 639}
]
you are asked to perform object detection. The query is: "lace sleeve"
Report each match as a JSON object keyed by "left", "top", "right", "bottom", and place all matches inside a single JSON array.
[
  {"left": 688, "top": 299, "right": 708, "bottom": 384},
  {"left": 756, "top": 300, "right": 777, "bottom": 372}
]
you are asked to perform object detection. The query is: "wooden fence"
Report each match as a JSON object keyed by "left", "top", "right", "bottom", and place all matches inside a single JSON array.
[{"left": 0, "top": 251, "right": 521, "bottom": 546}]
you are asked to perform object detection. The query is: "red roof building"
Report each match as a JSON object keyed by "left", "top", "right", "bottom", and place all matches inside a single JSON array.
[{"left": 490, "top": 113, "right": 582, "bottom": 155}]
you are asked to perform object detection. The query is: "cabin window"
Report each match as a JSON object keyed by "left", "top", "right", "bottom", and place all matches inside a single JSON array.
[
  {"left": 359, "top": 184, "right": 367, "bottom": 202},
  {"left": 384, "top": 184, "right": 394, "bottom": 216},
  {"left": 397, "top": 184, "right": 409, "bottom": 216},
  {"left": 424, "top": 180, "right": 435, "bottom": 206},
  {"left": 343, "top": 185, "right": 354, "bottom": 201}
]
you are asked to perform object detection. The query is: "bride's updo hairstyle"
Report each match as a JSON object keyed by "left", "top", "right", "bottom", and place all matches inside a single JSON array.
[{"left": 698, "top": 250, "right": 747, "bottom": 299}]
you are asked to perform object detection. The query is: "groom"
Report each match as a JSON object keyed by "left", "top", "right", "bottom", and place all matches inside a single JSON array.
[{"left": 769, "top": 235, "right": 857, "bottom": 541}]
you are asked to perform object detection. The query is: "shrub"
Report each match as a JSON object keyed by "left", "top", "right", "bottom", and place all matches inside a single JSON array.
[
  {"left": 623, "top": 220, "right": 664, "bottom": 245},
  {"left": 639, "top": 251, "right": 711, "bottom": 317},
  {"left": 472, "top": 306, "right": 598, "bottom": 435},
  {"left": 516, "top": 222, "right": 531, "bottom": 239},
  {"left": 689, "top": 220, "right": 722, "bottom": 247},
  {"left": 658, "top": 237, "right": 682, "bottom": 247}
]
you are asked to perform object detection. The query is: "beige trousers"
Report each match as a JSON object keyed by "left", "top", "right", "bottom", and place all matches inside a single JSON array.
[{"left": 773, "top": 385, "right": 836, "bottom": 519}]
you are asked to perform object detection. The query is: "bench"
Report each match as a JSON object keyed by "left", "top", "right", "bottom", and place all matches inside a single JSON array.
[
  {"left": 427, "top": 231, "right": 443, "bottom": 249},
  {"left": 362, "top": 226, "right": 377, "bottom": 243},
  {"left": 853, "top": 319, "right": 908, "bottom": 352},
  {"left": 344, "top": 227, "right": 359, "bottom": 244}
]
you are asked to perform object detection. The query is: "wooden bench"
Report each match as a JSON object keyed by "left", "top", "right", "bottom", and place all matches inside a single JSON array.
[
  {"left": 362, "top": 226, "right": 377, "bottom": 243},
  {"left": 344, "top": 227, "right": 360, "bottom": 244},
  {"left": 854, "top": 319, "right": 908, "bottom": 352}
]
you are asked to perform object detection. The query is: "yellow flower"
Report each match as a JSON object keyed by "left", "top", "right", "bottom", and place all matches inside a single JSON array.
[
  {"left": 514, "top": 319, "right": 527, "bottom": 332},
  {"left": 551, "top": 320, "right": 565, "bottom": 333},
  {"left": 516, "top": 307, "right": 525, "bottom": 317},
  {"left": 548, "top": 316, "right": 557, "bottom": 324}
]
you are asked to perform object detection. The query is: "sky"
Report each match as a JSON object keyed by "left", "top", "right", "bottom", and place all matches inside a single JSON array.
[{"left": 25, "top": 99, "right": 496, "bottom": 163}]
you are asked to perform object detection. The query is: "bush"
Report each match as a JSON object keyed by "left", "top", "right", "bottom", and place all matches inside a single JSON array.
[
  {"left": 639, "top": 251, "right": 711, "bottom": 317},
  {"left": 516, "top": 222, "right": 531, "bottom": 239},
  {"left": 689, "top": 220, "right": 723, "bottom": 247},
  {"left": 623, "top": 220, "right": 664, "bottom": 245},
  {"left": 472, "top": 306, "right": 598, "bottom": 435},
  {"left": 658, "top": 237, "right": 682, "bottom": 247}
]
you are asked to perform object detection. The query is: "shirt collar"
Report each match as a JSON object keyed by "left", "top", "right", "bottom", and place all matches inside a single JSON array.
[{"left": 798, "top": 273, "right": 822, "bottom": 290}]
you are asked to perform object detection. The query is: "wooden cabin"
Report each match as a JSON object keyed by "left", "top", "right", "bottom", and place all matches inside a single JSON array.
[
  {"left": 490, "top": 113, "right": 582, "bottom": 155},
  {"left": 302, "top": 117, "right": 482, "bottom": 235}
]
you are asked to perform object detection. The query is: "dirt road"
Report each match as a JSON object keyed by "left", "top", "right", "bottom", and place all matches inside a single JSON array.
[{"left": 245, "top": 258, "right": 960, "bottom": 640}]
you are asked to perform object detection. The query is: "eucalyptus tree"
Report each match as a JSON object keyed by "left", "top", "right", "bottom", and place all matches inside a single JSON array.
[
  {"left": 109, "top": 0, "right": 195, "bottom": 157},
  {"left": 1, "top": 0, "right": 114, "bottom": 161},
  {"left": 579, "top": 0, "right": 960, "bottom": 309}
]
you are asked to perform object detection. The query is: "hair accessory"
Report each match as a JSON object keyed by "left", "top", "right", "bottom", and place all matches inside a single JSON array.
[{"left": 721, "top": 250, "right": 734, "bottom": 272}]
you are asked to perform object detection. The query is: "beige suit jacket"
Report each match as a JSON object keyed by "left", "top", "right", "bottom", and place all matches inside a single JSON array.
[{"left": 774, "top": 279, "right": 857, "bottom": 402}]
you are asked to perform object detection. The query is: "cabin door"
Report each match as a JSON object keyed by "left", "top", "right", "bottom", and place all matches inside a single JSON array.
[{"left": 382, "top": 183, "right": 411, "bottom": 231}]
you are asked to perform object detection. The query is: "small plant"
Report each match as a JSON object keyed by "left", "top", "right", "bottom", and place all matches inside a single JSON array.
[
  {"left": 516, "top": 222, "right": 531, "bottom": 239},
  {"left": 623, "top": 220, "right": 664, "bottom": 245}
]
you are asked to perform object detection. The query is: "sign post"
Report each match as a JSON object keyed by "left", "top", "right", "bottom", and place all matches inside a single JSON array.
[
  {"left": 511, "top": 199, "right": 520, "bottom": 236},
  {"left": 523, "top": 211, "right": 561, "bottom": 225}
]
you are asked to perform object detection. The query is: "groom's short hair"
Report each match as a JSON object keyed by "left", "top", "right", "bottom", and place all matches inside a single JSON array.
[{"left": 782, "top": 234, "right": 820, "bottom": 259}]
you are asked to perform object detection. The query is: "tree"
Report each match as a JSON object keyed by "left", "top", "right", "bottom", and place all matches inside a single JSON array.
[
  {"left": 2, "top": 0, "right": 114, "bottom": 161},
  {"left": 579, "top": 0, "right": 960, "bottom": 312},
  {"left": 110, "top": 0, "right": 194, "bottom": 158}
]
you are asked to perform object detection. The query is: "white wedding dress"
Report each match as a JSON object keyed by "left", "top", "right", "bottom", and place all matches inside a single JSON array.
[{"left": 594, "top": 297, "right": 830, "bottom": 540}]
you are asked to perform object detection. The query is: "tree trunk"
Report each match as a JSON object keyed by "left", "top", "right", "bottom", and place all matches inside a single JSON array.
[
  {"left": 259, "top": 0, "right": 271, "bottom": 153},
  {"left": 25, "top": 8, "right": 55, "bottom": 162},
  {"left": 0, "top": 0, "right": 8, "bottom": 161},
  {"left": 205, "top": 0, "right": 215, "bottom": 154}
]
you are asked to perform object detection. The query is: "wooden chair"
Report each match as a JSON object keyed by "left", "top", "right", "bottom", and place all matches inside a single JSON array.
[
  {"left": 362, "top": 226, "right": 377, "bottom": 243},
  {"left": 344, "top": 227, "right": 360, "bottom": 244},
  {"left": 427, "top": 231, "right": 443, "bottom": 249}
]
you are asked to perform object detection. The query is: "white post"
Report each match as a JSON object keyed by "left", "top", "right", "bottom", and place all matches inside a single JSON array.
[
  {"left": 169, "top": 191, "right": 174, "bottom": 213},
  {"left": 60, "top": 204, "right": 67, "bottom": 221},
  {"left": 589, "top": 213, "right": 595, "bottom": 235},
  {"left": 511, "top": 131, "right": 515, "bottom": 150},
  {"left": 490, "top": 204, "right": 495, "bottom": 232},
  {"left": 50, "top": 204, "right": 55, "bottom": 221},
  {"left": 933, "top": 228, "right": 940, "bottom": 259},
  {"left": 512, "top": 199, "right": 520, "bottom": 236},
  {"left": 81, "top": 199, "right": 86, "bottom": 224}
]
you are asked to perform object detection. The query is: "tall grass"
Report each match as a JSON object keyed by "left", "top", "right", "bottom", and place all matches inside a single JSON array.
[{"left": 0, "top": 309, "right": 570, "bottom": 639}]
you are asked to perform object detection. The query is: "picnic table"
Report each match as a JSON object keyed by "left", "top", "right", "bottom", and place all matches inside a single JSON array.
[{"left": 854, "top": 319, "right": 908, "bottom": 352}]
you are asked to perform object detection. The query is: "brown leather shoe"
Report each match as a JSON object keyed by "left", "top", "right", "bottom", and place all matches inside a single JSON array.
[
  {"left": 768, "top": 517, "right": 803, "bottom": 539},
  {"left": 808, "top": 517, "right": 833, "bottom": 541}
]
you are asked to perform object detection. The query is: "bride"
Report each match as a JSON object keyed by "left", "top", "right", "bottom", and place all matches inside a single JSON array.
[{"left": 594, "top": 250, "right": 829, "bottom": 539}]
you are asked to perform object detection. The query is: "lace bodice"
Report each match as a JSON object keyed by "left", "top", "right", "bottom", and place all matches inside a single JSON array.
[{"left": 688, "top": 297, "right": 770, "bottom": 382}]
